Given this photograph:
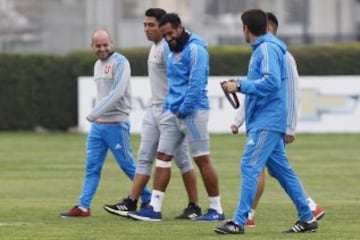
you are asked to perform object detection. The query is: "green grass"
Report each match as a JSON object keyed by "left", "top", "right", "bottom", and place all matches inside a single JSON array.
[{"left": 0, "top": 132, "right": 359, "bottom": 240}]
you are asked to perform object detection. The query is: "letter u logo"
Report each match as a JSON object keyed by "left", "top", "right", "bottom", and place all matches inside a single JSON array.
[{"left": 104, "top": 65, "right": 111, "bottom": 74}]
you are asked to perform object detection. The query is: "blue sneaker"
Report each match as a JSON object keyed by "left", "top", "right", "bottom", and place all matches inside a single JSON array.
[
  {"left": 128, "top": 205, "right": 162, "bottom": 221},
  {"left": 195, "top": 208, "right": 225, "bottom": 221}
]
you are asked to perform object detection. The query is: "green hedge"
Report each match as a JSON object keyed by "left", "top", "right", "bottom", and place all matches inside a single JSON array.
[
  {"left": 1, "top": 43, "right": 360, "bottom": 131},
  {"left": 208, "top": 43, "right": 360, "bottom": 75}
]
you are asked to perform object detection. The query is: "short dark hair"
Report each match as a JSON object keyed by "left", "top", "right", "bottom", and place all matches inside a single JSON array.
[
  {"left": 158, "top": 13, "right": 182, "bottom": 28},
  {"left": 241, "top": 9, "right": 267, "bottom": 36},
  {"left": 145, "top": 8, "right": 166, "bottom": 21},
  {"left": 266, "top": 12, "right": 279, "bottom": 33}
]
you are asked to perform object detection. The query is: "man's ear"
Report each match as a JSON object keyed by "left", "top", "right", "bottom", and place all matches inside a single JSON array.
[{"left": 242, "top": 25, "right": 248, "bottom": 34}]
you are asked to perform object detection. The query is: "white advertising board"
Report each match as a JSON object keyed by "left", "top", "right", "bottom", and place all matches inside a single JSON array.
[{"left": 78, "top": 76, "right": 360, "bottom": 134}]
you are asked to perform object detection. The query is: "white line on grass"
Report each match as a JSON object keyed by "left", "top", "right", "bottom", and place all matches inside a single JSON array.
[{"left": 0, "top": 222, "right": 44, "bottom": 227}]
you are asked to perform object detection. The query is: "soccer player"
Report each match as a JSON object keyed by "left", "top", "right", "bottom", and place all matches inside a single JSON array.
[
  {"left": 229, "top": 12, "right": 325, "bottom": 227},
  {"left": 60, "top": 29, "right": 151, "bottom": 217},
  {"left": 103, "top": 8, "right": 202, "bottom": 219},
  {"left": 214, "top": 9, "right": 318, "bottom": 234},
  {"left": 128, "top": 13, "right": 224, "bottom": 221}
]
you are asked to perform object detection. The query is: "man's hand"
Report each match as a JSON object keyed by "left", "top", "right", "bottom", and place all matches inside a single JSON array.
[
  {"left": 284, "top": 134, "right": 295, "bottom": 144},
  {"left": 175, "top": 111, "right": 187, "bottom": 119},
  {"left": 221, "top": 79, "right": 238, "bottom": 93},
  {"left": 220, "top": 79, "right": 240, "bottom": 109},
  {"left": 86, "top": 115, "right": 95, "bottom": 122},
  {"left": 230, "top": 124, "right": 239, "bottom": 134}
]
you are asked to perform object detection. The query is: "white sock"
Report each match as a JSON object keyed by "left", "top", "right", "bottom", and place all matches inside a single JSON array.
[
  {"left": 247, "top": 209, "right": 256, "bottom": 220},
  {"left": 209, "top": 196, "right": 223, "bottom": 214},
  {"left": 308, "top": 217, "right": 317, "bottom": 223},
  {"left": 150, "top": 190, "right": 165, "bottom": 212},
  {"left": 307, "top": 197, "right": 317, "bottom": 211},
  {"left": 78, "top": 206, "right": 88, "bottom": 212}
]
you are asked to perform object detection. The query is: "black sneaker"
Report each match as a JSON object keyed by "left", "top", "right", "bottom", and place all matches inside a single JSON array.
[
  {"left": 214, "top": 220, "right": 244, "bottom": 234},
  {"left": 283, "top": 219, "right": 318, "bottom": 233},
  {"left": 174, "top": 203, "right": 202, "bottom": 219},
  {"left": 103, "top": 197, "right": 137, "bottom": 217}
]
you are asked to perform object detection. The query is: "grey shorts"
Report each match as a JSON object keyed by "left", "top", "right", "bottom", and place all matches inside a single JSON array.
[
  {"left": 158, "top": 110, "right": 210, "bottom": 158},
  {"left": 136, "top": 105, "right": 193, "bottom": 175}
]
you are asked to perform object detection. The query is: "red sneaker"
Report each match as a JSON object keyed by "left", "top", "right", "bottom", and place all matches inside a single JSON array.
[
  {"left": 245, "top": 218, "right": 256, "bottom": 227},
  {"left": 312, "top": 205, "right": 325, "bottom": 220},
  {"left": 60, "top": 206, "right": 91, "bottom": 218}
]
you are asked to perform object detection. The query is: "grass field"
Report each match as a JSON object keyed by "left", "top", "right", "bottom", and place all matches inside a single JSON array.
[{"left": 0, "top": 132, "right": 359, "bottom": 240}]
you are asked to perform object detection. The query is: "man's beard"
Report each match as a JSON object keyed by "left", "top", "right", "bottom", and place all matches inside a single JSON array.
[{"left": 168, "top": 31, "right": 190, "bottom": 52}]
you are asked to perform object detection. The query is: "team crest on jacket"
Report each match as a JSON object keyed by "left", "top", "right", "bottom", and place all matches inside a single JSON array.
[
  {"left": 173, "top": 52, "right": 182, "bottom": 63},
  {"left": 104, "top": 65, "right": 111, "bottom": 74}
]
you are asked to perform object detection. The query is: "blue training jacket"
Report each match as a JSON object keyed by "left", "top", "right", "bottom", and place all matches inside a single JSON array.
[
  {"left": 163, "top": 32, "right": 210, "bottom": 116},
  {"left": 238, "top": 32, "right": 288, "bottom": 134}
]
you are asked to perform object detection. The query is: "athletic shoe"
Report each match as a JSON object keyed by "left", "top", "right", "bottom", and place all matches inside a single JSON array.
[
  {"left": 283, "top": 219, "right": 318, "bottom": 233},
  {"left": 128, "top": 205, "right": 162, "bottom": 221},
  {"left": 245, "top": 218, "right": 256, "bottom": 227},
  {"left": 174, "top": 203, "right": 202, "bottom": 219},
  {"left": 312, "top": 205, "right": 325, "bottom": 220},
  {"left": 103, "top": 197, "right": 137, "bottom": 217},
  {"left": 195, "top": 208, "right": 225, "bottom": 221},
  {"left": 60, "top": 206, "right": 91, "bottom": 218},
  {"left": 214, "top": 220, "right": 244, "bottom": 234}
]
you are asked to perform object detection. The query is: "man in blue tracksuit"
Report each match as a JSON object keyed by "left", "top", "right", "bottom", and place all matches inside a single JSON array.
[
  {"left": 128, "top": 13, "right": 224, "bottom": 221},
  {"left": 103, "top": 8, "right": 200, "bottom": 219},
  {"left": 214, "top": 9, "right": 318, "bottom": 234}
]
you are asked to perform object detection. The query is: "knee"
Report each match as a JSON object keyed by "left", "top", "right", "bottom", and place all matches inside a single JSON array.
[
  {"left": 86, "top": 165, "right": 101, "bottom": 176},
  {"left": 266, "top": 168, "right": 275, "bottom": 178},
  {"left": 194, "top": 155, "right": 211, "bottom": 169},
  {"left": 136, "top": 158, "right": 153, "bottom": 175},
  {"left": 175, "top": 158, "right": 193, "bottom": 174},
  {"left": 156, "top": 152, "right": 172, "bottom": 161}
]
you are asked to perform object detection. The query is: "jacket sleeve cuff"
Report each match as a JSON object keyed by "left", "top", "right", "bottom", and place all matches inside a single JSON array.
[
  {"left": 236, "top": 79, "right": 242, "bottom": 92},
  {"left": 286, "top": 128, "right": 296, "bottom": 136}
]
